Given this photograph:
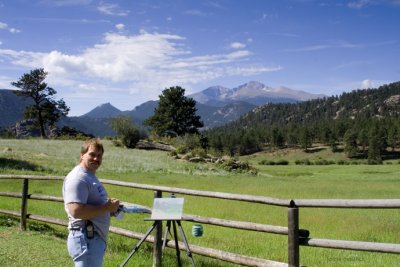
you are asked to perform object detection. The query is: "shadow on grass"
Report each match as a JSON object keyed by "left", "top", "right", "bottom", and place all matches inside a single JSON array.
[
  {"left": 0, "top": 215, "right": 67, "bottom": 239},
  {"left": 382, "top": 150, "right": 400, "bottom": 160},
  {"left": 348, "top": 150, "right": 400, "bottom": 161},
  {"left": 0, "top": 215, "right": 19, "bottom": 227},
  {"left": 28, "top": 221, "right": 68, "bottom": 239},
  {"left": 304, "top": 147, "right": 326, "bottom": 153},
  {"left": 0, "top": 157, "right": 41, "bottom": 171}
]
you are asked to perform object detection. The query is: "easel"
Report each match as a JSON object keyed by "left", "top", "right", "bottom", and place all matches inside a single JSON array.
[
  {"left": 162, "top": 219, "right": 195, "bottom": 267},
  {"left": 120, "top": 196, "right": 195, "bottom": 267}
]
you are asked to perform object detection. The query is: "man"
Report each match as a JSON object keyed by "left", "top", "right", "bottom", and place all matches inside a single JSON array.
[{"left": 63, "top": 138, "right": 120, "bottom": 267}]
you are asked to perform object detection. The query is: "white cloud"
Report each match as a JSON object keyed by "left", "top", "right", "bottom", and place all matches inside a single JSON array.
[
  {"left": 230, "top": 42, "right": 246, "bottom": 49},
  {"left": 285, "top": 41, "right": 365, "bottom": 52},
  {"left": 115, "top": 23, "right": 125, "bottom": 31},
  {"left": 224, "top": 65, "right": 283, "bottom": 76},
  {"left": 184, "top": 9, "right": 207, "bottom": 16},
  {"left": 333, "top": 60, "right": 369, "bottom": 70},
  {"left": 348, "top": 0, "right": 373, "bottom": 9},
  {"left": 0, "top": 75, "right": 12, "bottom": 87},
  {"left": 97, "top": 2, "right": 129, "bottom": 16},
  {"left": 0, "top": 31, "right": 280, "bottom": 104},
  {"left": 361, "top": 79, "right": 373, "bottom": 88},
  {"left": 9, "top": 28, "right": 20, "bottom": 33},
  {"left": 0, "top": 49, "right": 46, "bottom": 67},
  {"left": 40, "top": 0, "right": 92, "bottom": 6},
  {"left": 0, "top": 21, "right": 20, "bottom": 33},
  {"left": 347, "top": 0, "right": 400, "bottom": 9},
  {"left": 360, "top": 79, "right": 388, "bottom": 89}
]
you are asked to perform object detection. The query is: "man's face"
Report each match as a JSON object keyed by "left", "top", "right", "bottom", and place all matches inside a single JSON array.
[{"left": 80, "top": 145, "right": 103, "bottom": 173}]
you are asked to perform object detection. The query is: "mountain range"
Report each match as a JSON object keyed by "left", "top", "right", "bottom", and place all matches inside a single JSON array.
[
  {"left": 0, "top": 81, "right": 325, "bottom": 136},
  {"left": 189, "top": 81, "right": 324, "bottom": 106}
]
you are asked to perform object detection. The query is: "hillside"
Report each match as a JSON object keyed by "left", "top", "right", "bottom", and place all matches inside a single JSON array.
[
  {"left": 232, "top": 82, "right": 400, "bottom": 128},
  {"left": 0, "top": 89, "right": 33, "bottom": 128},
  {"left": 204, "top": 81, "right": 400, "bottom": 157},
  {"left": 201, "top": 101, "right": 256, "bottom": 128}
]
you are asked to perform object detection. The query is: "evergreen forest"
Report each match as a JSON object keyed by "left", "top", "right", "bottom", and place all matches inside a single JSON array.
[{"left": 203, "top": 81, "right": 400, "bottom": 162}]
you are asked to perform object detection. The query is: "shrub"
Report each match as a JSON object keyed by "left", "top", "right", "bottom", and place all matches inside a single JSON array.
[
  {"left": 275, "top": 159, "right": 289, "bottom": 165},
  {"left": 169, "top": 150, "right": 178, "bottom": 157},
  {"left": 110, "top": 116, "right": 147, "bottom": 148},
  {"left": 0, "top": 128, "right": 15, "bottom": 138},
  {"left": 367, "top": 159, "right": 383, "bottom": 165},
  {"left": 259, "top": 159, "right": 288, "bottom": 165},
  {"left": 218, "top": 159, "right": 257, "bottom": 174},
  {"left": 111, "top": 139, "right": 124, "bottom": 147},
  {"left": 259, "top": 160, "right": 275, "bottom": 165},
  {"left": 191, "top": 147, "right": 207, "bottom": 158},
  {"left": 295, "top": 159, "right": 312, "bottom": 165},
  {"left": 172, "top": 134, "right": 202, "bottom": 150},
  {"left": 316, "top": 160, "right": 335, "bottom": 165}
]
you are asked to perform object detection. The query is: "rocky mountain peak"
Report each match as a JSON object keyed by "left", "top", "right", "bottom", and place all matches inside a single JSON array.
[{"left": 82, "top": 102, "right": 122, "bottom": 118}]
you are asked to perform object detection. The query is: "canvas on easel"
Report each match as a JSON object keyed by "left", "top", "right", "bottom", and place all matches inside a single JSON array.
[{"left": 150, "top": 197, "right": 184, "bottom": 220}]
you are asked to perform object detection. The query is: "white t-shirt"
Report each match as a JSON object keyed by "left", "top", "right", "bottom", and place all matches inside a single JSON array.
[{"left": 63, "top": 165, "right": 110, "bottom": 241}]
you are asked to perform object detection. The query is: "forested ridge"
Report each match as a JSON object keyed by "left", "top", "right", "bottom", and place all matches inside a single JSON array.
[{"left": 204, "top": 81, "right": 400, "bottom": 161}]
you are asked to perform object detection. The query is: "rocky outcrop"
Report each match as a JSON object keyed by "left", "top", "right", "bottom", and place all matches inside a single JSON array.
[
  {"left": 11, "top": 120, "right": 93, "bottom": 139},
  {"left": 384, "top": 95, "right": 400, "bottom": 106},
  {"left": 13, "top": 119, "right": 42, "bottom": 138},
  {"left": 136, "top": 140, "right": 176, "bottom": 151}
]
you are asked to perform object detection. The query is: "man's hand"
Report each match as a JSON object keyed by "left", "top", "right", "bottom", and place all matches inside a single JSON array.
[{"left": 107, "top": 198, "right": 120, "bottom": 213}]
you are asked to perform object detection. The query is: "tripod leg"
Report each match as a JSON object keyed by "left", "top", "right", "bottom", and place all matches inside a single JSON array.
[
  {"left": 176, "top": 221, "right": 195, "bottom": 267},
  {"left": 172, "top": 221, "right": 182, "bottom": 267},
  {"left": 162, "top": 220, "right": 171, "bottom": 251},
  {"left": 120, "top": 222, "right": 157, "bottom": 267}
]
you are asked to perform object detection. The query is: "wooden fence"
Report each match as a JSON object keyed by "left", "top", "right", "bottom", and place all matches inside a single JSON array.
[{"left": 1, "top": 174, "right": 400, "bottom": 267}]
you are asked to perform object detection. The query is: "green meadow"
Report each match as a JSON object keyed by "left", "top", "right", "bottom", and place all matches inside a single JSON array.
[{"left": 1, "top": 139, "right": 400, "bottom": 266}]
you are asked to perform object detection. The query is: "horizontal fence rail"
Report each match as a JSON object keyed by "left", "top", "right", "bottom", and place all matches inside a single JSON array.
[
  {"left": 294, "top": 199, "right": 400, "bottom": 208},
  {"left": 300, "top": 238, "right": 400, "bottom": 254},
  {"left": 1, "top": 174, "right": 400, "bottom": 267}
]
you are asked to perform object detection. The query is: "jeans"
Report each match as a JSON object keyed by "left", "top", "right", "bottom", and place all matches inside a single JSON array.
[{"left": 67, "top": 229, "right": 106, "bottom": 267}]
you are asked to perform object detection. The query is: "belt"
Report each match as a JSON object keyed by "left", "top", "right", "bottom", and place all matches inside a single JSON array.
[
  {"left": 69, "top": 227, "right": 83, "bottom": 231},
  {"left": 69, "top": 227, "right": 99, "bottom": 234}
]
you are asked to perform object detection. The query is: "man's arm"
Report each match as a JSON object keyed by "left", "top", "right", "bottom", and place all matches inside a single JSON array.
[{"left": 66, "top": 198, "right": 120, "bottom": 220}]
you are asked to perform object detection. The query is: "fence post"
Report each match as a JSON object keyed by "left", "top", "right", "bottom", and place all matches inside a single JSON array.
[
  {"left": 153, "top": 190, "right": 163, "bottom": 267},
  {"left": 20, "top": 178, "right": 29, "bottom": 231},
  {"left": 288, "top": 203, "right": 299, "bottom": 267}
]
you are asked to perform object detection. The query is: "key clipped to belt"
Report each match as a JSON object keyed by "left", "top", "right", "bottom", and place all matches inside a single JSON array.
[{"left": 85, "top": 220, "right": 94, "bottom": 239}]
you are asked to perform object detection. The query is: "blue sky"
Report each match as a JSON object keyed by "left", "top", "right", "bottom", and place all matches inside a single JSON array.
[{"left": 0, "top": 0, "right": 399, "bottom": 116}]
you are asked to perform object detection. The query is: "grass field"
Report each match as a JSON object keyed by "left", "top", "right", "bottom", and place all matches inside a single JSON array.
[{"left": 1, "top": 138, "right": 400, "bottom": 266}]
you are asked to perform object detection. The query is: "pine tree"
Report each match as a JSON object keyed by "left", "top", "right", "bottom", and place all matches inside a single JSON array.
[
  {"left": 144, "top": 86, "right": 203, "bottom": 136},
  {"left": 11, "top": 68, "right": 69, "bottom": 138},
  {"left": 344, "top": 129, "right": 358, "bottom": 158}
]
